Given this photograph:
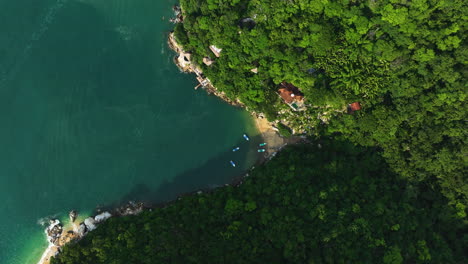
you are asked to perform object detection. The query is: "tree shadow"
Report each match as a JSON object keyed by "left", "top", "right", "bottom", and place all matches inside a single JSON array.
[{"left": 113, "top": 134, "right": 265, "bottom": 207}]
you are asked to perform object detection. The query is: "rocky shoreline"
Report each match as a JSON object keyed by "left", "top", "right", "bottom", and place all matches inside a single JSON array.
[
  {"left": 37, "top": 202, "right": 144, "bottom": 264},
  {"left": 167, "top": 18, "right": 302, "bottom": 155},
  {"left": 167, "top": 32, "right": 245, "bottom": 108},
  {"left": 37, "top": 6, "right": 303, "bottom": 264},
  {"left": 168, "top": 30, "right": 296, "bottom": 155},
  {"left": 37, "top": 127, "right": 299, "bottom": 264}
]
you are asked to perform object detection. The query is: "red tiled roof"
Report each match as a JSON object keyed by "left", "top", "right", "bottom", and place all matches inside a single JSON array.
[
  {"left": 278, "top": 82, "right": 304, "bottom": 104},
  {"left": 347, "top": 102, "right": 361, "bottom": 114},
  {"left": 278, "top": 88, "right": 294, "bottom": 103},
  {"left": 349, "top": 102, "right": 361, "bottom": 111}
]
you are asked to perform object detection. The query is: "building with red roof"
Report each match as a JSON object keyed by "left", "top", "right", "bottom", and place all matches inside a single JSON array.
[
  {"left": 347, "top": 102, "right": 361, "bottom": 114},
  {"left": 277, "top": 82, "right": 306, "bottom": 111}
]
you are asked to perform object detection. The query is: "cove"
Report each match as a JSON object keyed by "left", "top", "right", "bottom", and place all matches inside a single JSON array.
[{"left": 0, "top": 0, "right": 260, "bottom": 263}]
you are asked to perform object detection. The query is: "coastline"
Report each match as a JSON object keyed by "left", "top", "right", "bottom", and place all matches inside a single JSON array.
[
  {"left": 37, "top": 218, "right": 79, "bottom": 264},
  {"left": 37, "top": 204, "right": 143, "bottom": 264},
  {"left": 36, "top": 117, "right": 291, "bottom": 264},
  {"left": 168, "top": 32, "right": 244, "bottom": 107},
  {"left": 37, "top": 8, "right": 298, "bottom": 264},
  {"left": 37, "top": 244, "right": 56, "bottom": 264},
  {"left": 168, "top": 30, "right": 293, "bottom": 158},
  {"left": 36, "top": 115, "right": 286, "bottom": 264},
  {"left": 37, "top": 221, "right": 77, "bottom": 264}
]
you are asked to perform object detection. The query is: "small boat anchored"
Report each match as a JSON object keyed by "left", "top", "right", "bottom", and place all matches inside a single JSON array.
[
  {"left": 243, "top": 134, "right": 250, "bottom": 141},
  {"left": 230, "top": 160, "right": 236, "bottom": 167},
  {"left": 258, "top": 149, "right": 266, "bottom": 153},
  {"left": 232, "top": 147, "right": 240, "bottom": 152},
  {"left": 259, "top": 143, "right": 267, "bottom": 146}
]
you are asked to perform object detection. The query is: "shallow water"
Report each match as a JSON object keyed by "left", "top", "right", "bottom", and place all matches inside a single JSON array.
[{"left": 0, "top": 1, "right": 260, "bottom": 263}]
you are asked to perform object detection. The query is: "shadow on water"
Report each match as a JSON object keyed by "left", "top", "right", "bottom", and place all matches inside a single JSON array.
[{"left": 114, "top": 134, "right": 264, "bottom": 206}]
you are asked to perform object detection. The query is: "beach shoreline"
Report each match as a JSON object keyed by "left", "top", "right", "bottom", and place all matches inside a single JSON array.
[
  {"left": 37, "top": 204, "right": 141, "bottom": 264},
  {"left": 37, "top": 244, "right": 56, "bottom": 264},
  {"left": 35, "top": 115, "right": 294, "bottom": 264},
  {"left": 37, "top": 219, "right": 79, "bottom": 264},
  {"left": 36, "top": 9, "right": 296, "bottom": 264},
  {"left": 168, "top": 30, "right": 293, "bottom": 159}
]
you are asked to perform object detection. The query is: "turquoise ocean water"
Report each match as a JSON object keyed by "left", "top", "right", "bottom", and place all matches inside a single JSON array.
[{"left": 0, "top": 1, "right": 260, "bottom": 263}]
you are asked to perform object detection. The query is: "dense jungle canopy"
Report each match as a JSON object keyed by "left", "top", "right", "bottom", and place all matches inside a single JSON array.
[
  {"left": 52, "top": 142, "right": 466, "bottom": 264},
  {"left": 52, "top": 0, "right": 467, "bottom": 263},
  {"left": 173, "top": 0, "right": 467, "bottom": 209}
]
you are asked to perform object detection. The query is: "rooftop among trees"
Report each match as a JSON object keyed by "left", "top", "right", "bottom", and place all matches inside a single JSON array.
[{"left": 174, "top": 0, "right": 467, "bottom": 210}]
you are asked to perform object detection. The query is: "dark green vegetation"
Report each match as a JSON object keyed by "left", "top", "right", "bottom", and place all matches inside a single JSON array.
[
  {"left": 175, "top": 0, "right": 467, "bottom": 210},
  {"left": 52, "top": 142, "right": 466, "bottom": 263},
  {"left": 52, "top": 1, "right": 467, "bottom": 263},
  {"left": 277, "top": 123, "right": 292, "bottom": 138}
]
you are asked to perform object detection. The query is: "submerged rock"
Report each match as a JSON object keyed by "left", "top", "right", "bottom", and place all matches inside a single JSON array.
[
  {"left": 172, "top": 5, "right": 181, "bottom": 15},
  {"left": 170, "top": 5, "right": 183, "bottom": 23}
]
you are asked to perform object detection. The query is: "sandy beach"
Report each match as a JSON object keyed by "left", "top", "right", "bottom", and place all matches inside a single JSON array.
[
  {"left": 252, "top": 114, "right": 287, "bottom": 155},
  {"left": 252, "top": 113, "right": 298, "bottom": 158},
  {"left": 37, "top": 24, "right": 289, "bottom": 264},
  {"left": 36, "top": 117, "right": 284, "bottom": 264},
  {"left": 253, "top": 113, "right": 306, "bottom": 159},
  {"left": 37, "top": 244, "right": 56, "bottom": 264},
  {"left": 168, "top": 32, "right": 288, "bottom": 152},
  {"left": 37, "top": 220, "right": 81, "bottom": 264}
]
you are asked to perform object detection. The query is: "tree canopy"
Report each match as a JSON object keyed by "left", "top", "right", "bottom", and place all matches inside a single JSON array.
[
  {"left": 52, "top": 142, "right": 467, "bottom": 264},
  {"left": 174, "top": 0, "right": 467, "bottom": 208},
  {"left": 52, "top": 1, "right": 467, "bottom": 263}
]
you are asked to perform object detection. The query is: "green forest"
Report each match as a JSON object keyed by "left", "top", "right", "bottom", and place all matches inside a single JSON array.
[
  {"left": 52, "top": 0, "right": 466, "bottom": 263},
  {"left": 174, "top": 0, "right": 467, "bottom": 210},
  {"left": 52, "top": 142, "right": 466, "bottom": 263}
]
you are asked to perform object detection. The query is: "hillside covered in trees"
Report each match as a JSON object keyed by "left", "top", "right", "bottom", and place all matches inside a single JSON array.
[
  {"left": 52, "top": 142, "right": 466, "bottom": 264},
  {"left": 174, "top": 0, "right": 467, "bottom": 210},
  {"left": 51, "top": 0, "right": 466, "bottom": 263}
]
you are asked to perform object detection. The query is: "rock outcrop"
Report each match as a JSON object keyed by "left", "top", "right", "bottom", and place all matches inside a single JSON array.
[
  {"left": 116, "top": 201, "right": 144, "bottom": 216},
  {"left": 169, "top": 5, "right": 183, "bottom": 24},
  {"left": 84, "top": 217, "right": 97, "bottom": 232},
  {"left": 69, "top": 210, "right": 77, "bottom": 223},
  {"left": 95, "top": 212, "right": 112, "bottom": 223},
  {"left": 76, "top": 223, "right": 87, "bottom": 237},
  {"left": 45, "top": 220, "right": 63, "bottom": 245}
]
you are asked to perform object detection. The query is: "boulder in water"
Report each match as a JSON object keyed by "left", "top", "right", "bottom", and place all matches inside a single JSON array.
[{"left": 69, "top": 210, "right": 77, "bottom": 223}]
